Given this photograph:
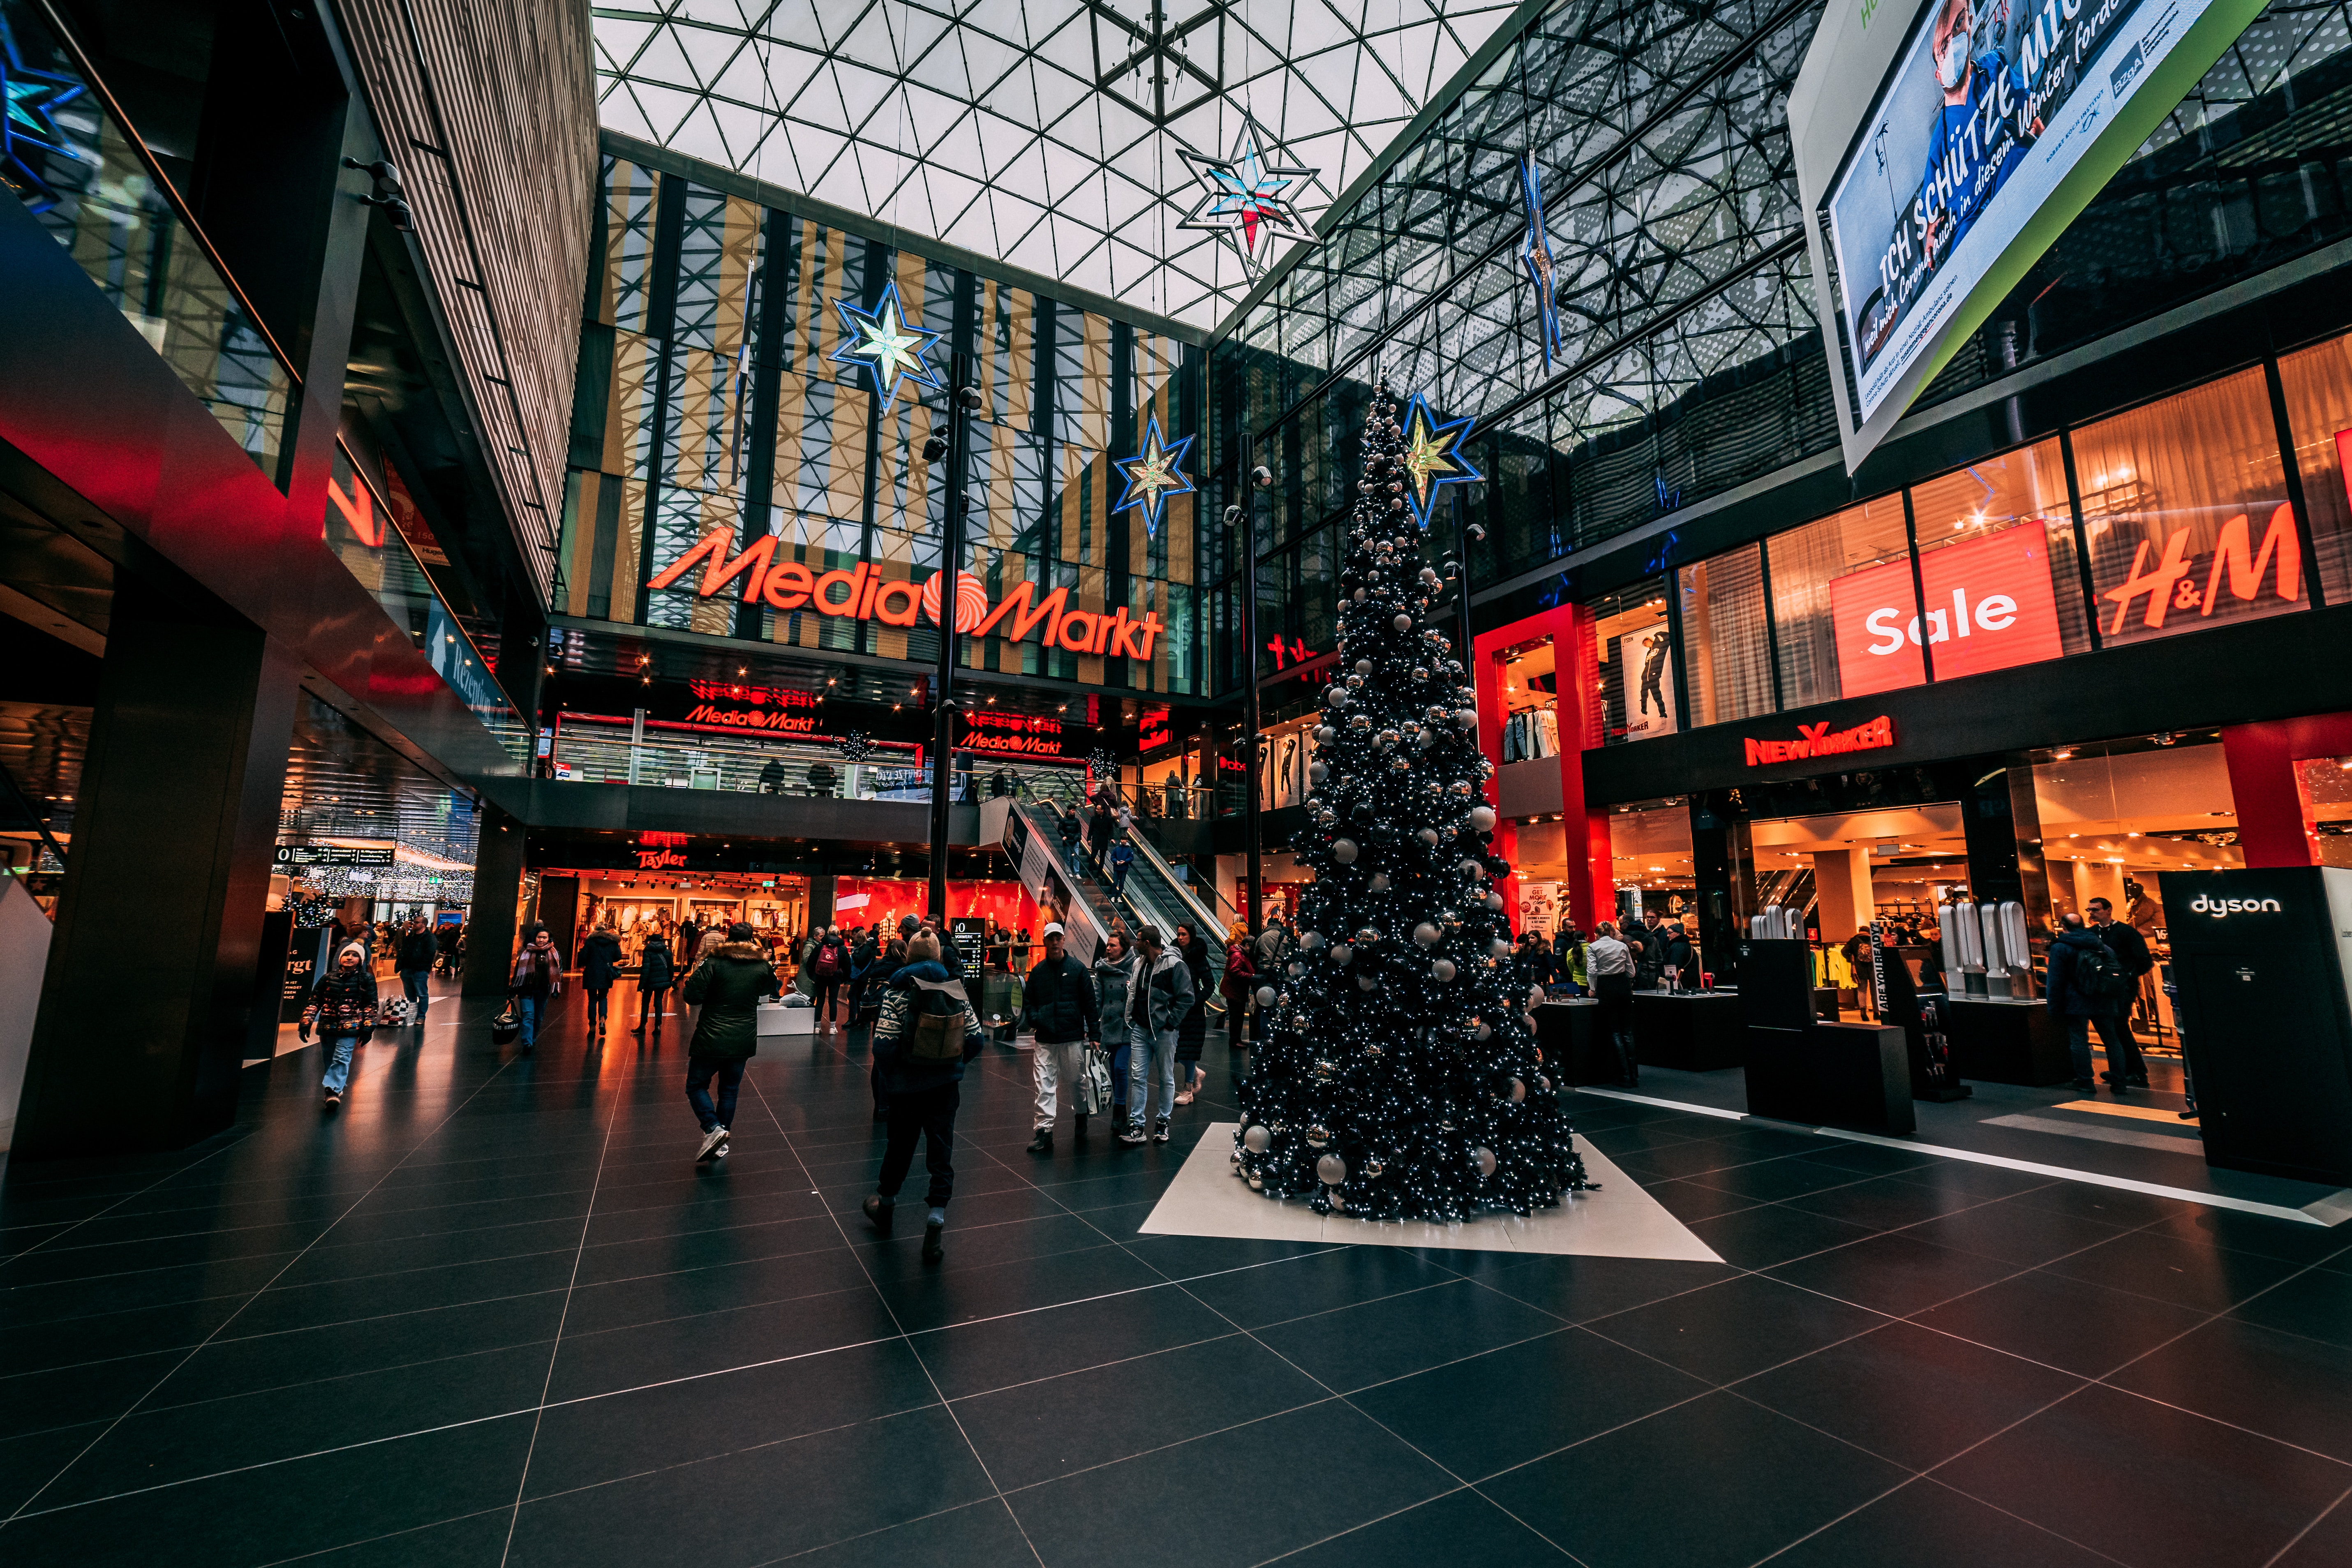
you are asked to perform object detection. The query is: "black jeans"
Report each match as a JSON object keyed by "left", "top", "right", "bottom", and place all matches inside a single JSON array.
[
  {"left": 685, "top": 1055, "right": 747, "bottom": 1132},
  {"left": 2093, "top": 1011, "right": 2147, "bottom": 1079},
  {"left": 877, "top": 1082, "right": 960, "bottom": 1208},
  {"left": 585, "top": 986, "right": 611, "bottom": 1028},
  {"left": 814, "top": 979, "right": 842, "bottom": 1022},
  {"left": 636, "top": 986, "right": 670, "bottom": 1031},
  {"left": 1593, "top": 976, "right": 1636, "bottom": 1083}
]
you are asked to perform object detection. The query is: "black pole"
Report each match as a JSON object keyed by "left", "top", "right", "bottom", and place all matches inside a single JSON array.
[
  {"left": 927, "top": 352, "right": 974, "bottom": 927},
  {"left": 1239, "top": 434, "right": 1264, "bottom": 936}
]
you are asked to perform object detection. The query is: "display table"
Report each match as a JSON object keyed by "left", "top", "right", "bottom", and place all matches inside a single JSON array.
[
  {"left": 1532, "top": 1000, "right": 1605, "bottom": 1085},
  {"left": 756, "top": 1002, "right": 816, "bottom": 1039},
  {"left": 1634, "top": 990, "right": 1745, "bottom": 1070},
  {"left": 1744, "top": 1021, "right": 1915, "bottom": 1134},
  {"left": 1947, "top": 996, "right": 2074, "bottom": 1086}
]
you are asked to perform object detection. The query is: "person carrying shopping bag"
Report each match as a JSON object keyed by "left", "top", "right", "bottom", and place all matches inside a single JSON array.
[{"left": 1119, "top": 925, "right": 1194, "bottom": 1145}]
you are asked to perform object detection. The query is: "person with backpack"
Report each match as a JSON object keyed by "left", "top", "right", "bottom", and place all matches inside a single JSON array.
[
  {"left": 632, "top": 928, "right": 675, "bottom": 1037},
  {"left": 2047, "top": 912, "right": 2135, "bottom": 1090},
  {"left": 857, "top": 916, "right": 920, "bottom": 1120},
  {"left": 808, "top": 925, "right": 849, "bottom": 1030},
  {"left": 862, "top": 927, "right": 986, "bottom": 1262},
  {"left": 1093, "top": 931, "right": 1137, "bottom": 1132},
  {"left": 2086, "top": 897, "right": 2152, "bottom": 1088},
  {"left": 679, "top": 922, "right": 783, "bottom": 1163},
  {"left": 1120, "top": 924, "right": 1194, "bottom": 1145},
  {"left": 300, "top": 940, "right": 379, "bottom": 1109},
  {"left": 1023, "top": 922, "right": 1102, "bottom": 1154}
]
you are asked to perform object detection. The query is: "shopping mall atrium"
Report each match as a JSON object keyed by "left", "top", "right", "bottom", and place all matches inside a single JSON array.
[{"left": 5, "top": 1, "right": 2352, "bottom": 1563}]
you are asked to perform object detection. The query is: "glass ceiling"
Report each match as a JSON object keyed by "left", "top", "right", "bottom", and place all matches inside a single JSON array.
[{"left": 591, "top": 0, "right": 1529, "bottom": 331}]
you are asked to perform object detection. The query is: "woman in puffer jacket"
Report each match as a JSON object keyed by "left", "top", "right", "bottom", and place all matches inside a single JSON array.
[{"left": 301, "top": 941, "right": 379, "bottom": 1110}]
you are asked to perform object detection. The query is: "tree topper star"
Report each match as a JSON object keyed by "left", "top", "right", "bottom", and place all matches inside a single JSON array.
[
  {"left": 829, "top": 279, "right": 943, "bottom": 409},
  {"left": 1520, "top": 152, "right": 1563, "bottom": 373},
  {"left": 1, "top": 18, "right": 88, "bottom": 215},
  {"left": 1112, "top": 413, "right": 1197, "bottom": 538},
  {"left": 1177, "top": 122, "right": 1321, "bottom": 277},
  {"left": 1396, "top": 392, "right": 1483, "bottom": 531}
]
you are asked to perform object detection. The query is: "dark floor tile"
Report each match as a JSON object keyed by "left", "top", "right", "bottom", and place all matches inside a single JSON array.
[
  {"left": 1644, "top": 1178, "right": 1767, "bottom": 1223},
  {"left": 1793, "top": 1141, "right": 1942, "bottom": 1176},
  {"left": 774, "top": 1497, "right": 1037, "bottom": 1568},
  {"left": 2008, "top": 1181, "right": 2197, "bottom": 1229},
  {"left": 1007, "top": 1399, "right": 1453, "bottom": 1568},
  {"left": 1118, "top": 1233, "right": 1340, "bottom": 1281},
  {"left": 910, "top": 1282, "right": 1234, "bottom": 1401},
  {"left": 569, "top": 1210, "right": 842, "bottom": 1286},
  {"left": 505, "top": 1405, "right": 994, "bottom": 1568},
  {"left": 149, "top": 1288, "right": 568, "bottom": 1407},
  {"left": 1762, "top": 1476, "right": 2121, "bottom": 1568},
  {"left": 1590, "top": 1273, "right": 1886, "bottom": 1385},
  {"left": 873, "top": 1240, "right": 1167, "bottom": 1333},
  {"left": 1894, "top": 1196, "right": 2134, "bottom": 1268},
  {"left": 1481, "top": 1391, "right": 1910, "bottom": 1568},
  {"left": 2232, "top": 1261, "right": 2352, "bottom": 1351},
  {"left": 0, "top": 1418, "right": 104, "bottom": 1513},
  {"left": 2269, "top": 1487, "right": 2352, "bottom": 1567},
  {"left": 274, "top": 1218, "right": 591, "bottom": 1287},
  {"left": 233, "top": 1247, "right": 584, "bottom": 1336},
  {"left": 1733, "top": 1320, "right": 2084, "bottom": 1470},
  {"left": 0, "top": 1409, "right": 535, "bottom": 1568},
  {"left": 1600, "top": 1134, "right": 1774, "bottom": 1181},
  {"left": 1255, "top": 1277, "right": 1568, "bottom": 1394},
  {"left": 2110, "top": 1316, "right": 2352, "bottom": 1462},
  {"left": 1885, "top": 1159, "right": 2059, "bottom": 1201},
  {"left": 2136, "top": 1205, "right": 2352, "bottom": 1267},
  {"left": 0, "top": 1290, "right": 254, "bottom": 1378},
  {"left": 545, "top": 1280, "right": 902, "bottom": 1403},
  {"left": 1781, "top": 1174, "right": 1992, "bottom": 1233},
  {"left": 2037, "top": 1228, "right": 2302, "bottom": 1313},
  {"left": 1480, "top": 1254, "right": 1736, "bottom": 1324},
  {"left": 1937, "top": 1382, "right": 2352, "bottom": 1568},
  {"left": 524, "top": 1336, "right": 940, "bottom": 1496},
  {"left": 1274, "top": 1485, "right": 1573, "bottom": 1567},
  {"left": 1907, "top": 1267, "right": 2209, "bottom": 1379},
  {"left": 283, "top": 1508, "right": 513, "bottom": 1568},
  {"left": 1688, "top": 1155, "right": 1875, "bottom": 1203},
  {"left": 561, "top": 1245, "right": 871, "bottom": 1336},
  {"left": 953, "top": 1332, "right": 1326, "bottom": 1491},
  {"left": 1763, "top": 1231, "right": 2024, "bottom": 1317},
  {"left": 0, "top": 1349, "right": 189, "bottom": 1441},
  {"left": 1350, "top": 1324, "right": 1712, "bottom": 1478},
  {"left": 1677, "top": 1203, "right": 1879, "bottom": 1271},
  {"left": 1176, "top": 1243, "right": 1459, "bottom": 1330}
]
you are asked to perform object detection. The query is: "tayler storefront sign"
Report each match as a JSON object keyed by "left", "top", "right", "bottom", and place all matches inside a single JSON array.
[{"left": 648, "top": 536, "right": 1165, "bottom": 661}]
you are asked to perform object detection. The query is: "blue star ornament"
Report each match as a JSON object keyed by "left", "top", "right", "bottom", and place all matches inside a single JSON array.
[
  {"left": 1112, "top": 414, "right": 1196, "bottom": 538},
  {"left": 1397, "top": 392, "right": 1482, "bottom": 531},
  {"left": 1, "top": 16, "right": 88, "bottom": 215},
  {"left": 1519, "top": 152, "right": 1562, "bottom": 372},
  {"left": 829, "top": 279, "right": 944, "bottom": 409},
  {"left": 1177, "top": 124, "right": 1320, "bottom": 277}
]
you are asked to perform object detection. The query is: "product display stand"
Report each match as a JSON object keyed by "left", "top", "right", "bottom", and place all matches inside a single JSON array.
[
  {"left": 1945, "top": 997, "right": 2072, "bottom": 1085},
  {"left": 1633, "top": 990, "right": 1744, "bottom": 1070},
  {"left": 1533, "top": 999, "right": 1603, "bottom": 1085},
  {"left": 1742, "top": 1021, "right": 1915, "bottom": 1134},
  {"left": 1876, "top": 941, "right": 1971, "bottom": 1102}
]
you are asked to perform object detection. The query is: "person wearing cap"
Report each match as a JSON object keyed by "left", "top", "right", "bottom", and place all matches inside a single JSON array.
[
  {"left": 678, "top": 921, "right": 783, "bottom": 1164},
  {"left": 301, "top": 940, "right": 380, "bottom": 1109},
  {"left": 1022, "top": 921, "right": 1100, "bottom": 1154},
  {"left": 863, "top": 927, "right": 986, "bottom": 1262},
  {"left": 1121, "top": 924, "right": 1193, "bottom": 1145}
]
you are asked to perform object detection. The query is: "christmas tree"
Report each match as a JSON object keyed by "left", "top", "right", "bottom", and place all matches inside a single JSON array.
[{"left": 1233, "top": 378, "right": 1591, "bottom": 1222}]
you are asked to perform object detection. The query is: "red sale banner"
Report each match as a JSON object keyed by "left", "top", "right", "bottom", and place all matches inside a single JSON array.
[{"left": 1830, "top": 524, "right": 2066, "bottom": 697}]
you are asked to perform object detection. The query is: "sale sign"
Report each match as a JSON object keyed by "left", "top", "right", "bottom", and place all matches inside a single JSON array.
[{"left": 1829, "top": 524, "right": 2066, "bottom": 697}]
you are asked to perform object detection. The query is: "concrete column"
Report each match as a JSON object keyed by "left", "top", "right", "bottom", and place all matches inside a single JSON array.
[
  {"left": 1812, "top": 848, "right": 1876, "bottom": 940},
  {"left": 463, "top": 805, "right": 527, "bottom": 996}
]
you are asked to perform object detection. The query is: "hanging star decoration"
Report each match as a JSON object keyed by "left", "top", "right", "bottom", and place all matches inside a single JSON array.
[
  {"left": 1177, "top": 122, "right": 1321, "bottom": 277},
  {"left": 1, "top": 17, "right": 88, "bottom": 215},
  {"left": 1396, "top": 391, "right": 1483, "bottom": 531},
  {"left": 828, "top": 279, "right": 943, "bottom": 409},
  {"left": 1519, "top": 152, "right": 1563, "bottom": 373},
  {"left": 1111, "top": 413, "right": 1196, "bottom": 538}
]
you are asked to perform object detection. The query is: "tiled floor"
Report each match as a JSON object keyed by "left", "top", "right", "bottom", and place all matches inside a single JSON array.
[{"left": 4, "top": 980, "right": 2350, "bottom": 1568}]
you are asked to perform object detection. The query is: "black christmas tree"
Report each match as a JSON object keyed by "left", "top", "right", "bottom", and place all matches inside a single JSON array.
[{"left": 1233, "top": 379, "right": 1591, "bottom": 1222}]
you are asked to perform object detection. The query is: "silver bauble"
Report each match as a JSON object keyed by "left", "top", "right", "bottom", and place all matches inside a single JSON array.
[
  {"left": 1356, "top": 974, "right": 1377, "bottom": 992},
  {"left": 1354, "top": 658, "right": 1374, "bottom": 674},
  {"left": 1491, "top": 939, "right": 1513, "bottom": 959},
  {"left": 1352, "top": 587, "right": 1366, "bottom": 602},
  {"left": 1256, "top": 985, "right": 1278, "bottom": 1007},
  {"left": 1508, "top": 1077, "right": 1527, "bottom": 1102},
  {"left": 1413, "top": 922, "right": 1442, "bottom": 947},
  {"left": 1473, "top": 1147, "right": 1498, "bottom": 1177},
  {"left": 1317, "top": 1154, "right": 1347, "bottom": 1185},
  {"left": 1392, "top": 614, "right": 1413, "bottom": 632},
  {"left": 1363, "top": 1156, "right": 1386, "bottom": 1178},
  {"left": 1328, "top": 1192, "right": 1346, "bottom": 1212},
  {"left": 1431, "top": 958, "right": 1458, "bottom": 982},
  {"left": 1485, "top": 892, "right": 1505, "bottom": 910},
  {"left": 1457, "top": 857, "right": 1483, "bottom": 877},
  {"left": 1331, "top": 837, "right": 1359, "bottom": 865},
  {"left": 1248, "top": 1175, "right": 1265, "bottom": 1189},
  {"left": 1369, "top": 873, "right": 1391, "bottom": 893},
  {"left": 1475, "top": 1023, "right": 1493, "bottom": 1041},
  {"left": 1331, "top": 943, "right": 1354, "bottom": 964},
  {"left": 1306, "top": 1124, "right": 1331, "bottom": 1147},
  {"left": 1416, "top": 827, "right": 1441, "bottom": 845},
  {"left": 1456, "top": 708, "right": 1478, "bottom": 727},
  {"left": 1468, "top": 805, "right": 1497, "bottom": 832},
  {"left": 1309, "top": 760, "right": 1330, "bottom": 783},
  {"left": 1243, "top": 1124, "right": 1273, "bottom": 1152},
  {"left": 1301, "top": 930, "right": 1325, "bottom": 949}
]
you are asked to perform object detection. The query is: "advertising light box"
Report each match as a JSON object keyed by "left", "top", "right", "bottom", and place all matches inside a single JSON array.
[
  {"left": 1829, "top": 523, "right": 2066, "bottom": 695},
  {"left": 1791, "top": 0, "right": 2268, "bottom": 472}
]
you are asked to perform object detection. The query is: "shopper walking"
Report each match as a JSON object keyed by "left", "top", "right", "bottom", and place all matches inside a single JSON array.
[
  {"left": 678, "top": 922, "right": 782, "bottom": 1163},
  {"left": 1588, "top": 921, "right": 1637, "bottom": 1086},
  {"left": 857, "top": 916, "right": 920, "bottom": 1121},
  {"left": 579, "top": 921, "right": 623, "bottom": 1035},
  {"left": 1109, "top": 836, "right": 1134, "bottom": 898},
  {"left": 1120, "top": 925, "right": 1192, "bottom": 1145},
  {"left": 395, "top": 914, "right": 437, "bottom": 1025},
  {"left": 300, "top": 940, "right": 379, "bottom": 1109},
  {"left": 1093, "top": 931, "right": 1137, "bottom": 1131},
  {"left": 507, "top": 928, "right": 563, "bottom": 1053},
  {"left": 633, "top": 928, "right": 676, "bottom": 1036},
  {"left": 1023, "top": 923, "right": 1102, "bottom": 1153},
  {"left": 2048, "top": 912, "right": 2137, "bottom": 1090},
  {"left": 1088, "top": 792, "right": 1116, "bottom": 866},
  {"left": 434, "top": 919, "right": 461, "bottom": 977},
  {"left": 1058, "top": 805, "right": 1084, "bottom": 876},
  {"left": 808, "top": 925, "right": 849, "bottom": 1029},
  {"left": 862, "top": 927, "right": 986, "bottom": 1262},
  {"left": 1173, "top": 922, "right": 1211, "bottom": 1104},
  {"left": 1221, "top": 926, "right": 1256, "bottom": 1052},
  {"left": 2086, "top": 897, "right": 2152, "bottom": 1087}
]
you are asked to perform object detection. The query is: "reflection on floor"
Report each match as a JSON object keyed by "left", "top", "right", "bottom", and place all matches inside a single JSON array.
[{"left": 4, "top": 982, "right": 2350, "bottom": 1568}]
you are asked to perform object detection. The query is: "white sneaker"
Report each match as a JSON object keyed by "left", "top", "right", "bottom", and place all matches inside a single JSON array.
[{"left": 696, "top": 1127, "right": 728, "bottom": 1162}]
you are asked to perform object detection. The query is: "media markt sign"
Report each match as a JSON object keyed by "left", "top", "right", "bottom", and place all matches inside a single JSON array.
[
  {"left": 1791, "top": 0, "right": 2269, "bottom": 472},
  {"left": 647, "top": 535, "right": 1166, "bottom": 662}
]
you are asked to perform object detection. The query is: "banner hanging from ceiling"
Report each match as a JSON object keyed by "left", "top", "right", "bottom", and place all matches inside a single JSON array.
[{"left": 1792, "top": 0, "right": 2268, "bottom": 473}]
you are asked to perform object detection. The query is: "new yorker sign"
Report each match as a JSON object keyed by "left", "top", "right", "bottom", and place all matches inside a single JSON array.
[{"left": 648, "top": 536, "right": 1166, "bottom": 662}]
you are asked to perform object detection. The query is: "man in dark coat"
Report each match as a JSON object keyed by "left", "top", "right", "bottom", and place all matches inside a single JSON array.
[
  {"left": 678, "top": 923, "right": 781, "bottom": 1163},
  {"left": 395, "top": 914, "right": 437, "bottom": 1024},
  {"left": 1023, "top": 921, "right": 1101, "bottom": 1154},
  {"left": 578, "top": 922, "right": 624, "bottom": 1035},
  {"left": 2047, "top": 912, "right": 2131, "bottom": 1090},
  {"left": 2086, "top": 897, "right": 2152, "bottom": 1087}
]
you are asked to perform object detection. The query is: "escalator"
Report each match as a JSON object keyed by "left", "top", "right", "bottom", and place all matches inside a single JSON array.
[
  {"left": 1751, "top": 866, "right": 1816, "bottom": 928},
  {"left": 1013, "top": 800, "right": 1224, "bottom": 951}
]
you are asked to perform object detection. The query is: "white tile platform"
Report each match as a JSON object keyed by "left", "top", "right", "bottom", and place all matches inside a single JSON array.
[{"left": 1139, "top": 1121, "right": 1724, "bottom": 1261}]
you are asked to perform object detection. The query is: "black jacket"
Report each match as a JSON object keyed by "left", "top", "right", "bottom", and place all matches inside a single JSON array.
[
  {"left": 396, "top": 931, "right": 437, "bottom": 971},
  {"left": 2095, "top": 920, "right": 2153, "bottom": 977},
  {"left": 1022, "top": 952, "right": 1100, "bottom": 1042},
  {"left": 579, "top": 930, "right": 624, "bottom": 991},
  {"left": 638, "top": 935, "right": 675, "bottom": 990},
  {"left": 680, "top": 942, "right": 783, "bottom": 1058},
  {"left": 2045, "top": 928, "right": 2109, "bottom": 1018},
  {"left": 1058, "top": 811, "right": 1081, "bottom": 845}
]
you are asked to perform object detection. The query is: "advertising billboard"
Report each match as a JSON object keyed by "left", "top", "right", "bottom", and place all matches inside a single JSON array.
[
  {"left": 1791, "top": 0, "right": 2268, "bottom": 472},
  {"left": 1828, "top": 523, "right": 2067, "bottom": 695}
]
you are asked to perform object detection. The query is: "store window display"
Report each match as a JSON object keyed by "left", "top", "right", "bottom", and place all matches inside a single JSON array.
[
  {"left": 1587, "top": 582, "right": 1674, "bottom": 744},
  {"left": 1909, "top": 439, "right": 2093, "bottom": 670},
  {"left": 1497, "top": 639, "right": 1563, "bottom": 762},
  {"left": 2274, "top": 335, "right": 2352, "bottom": 606},
  {"left": 1770, "top": 494, "right": 1920, "bottom": 703},
  {"left": 1676, "top": 543, "right": 1772, "bottom": 726}
]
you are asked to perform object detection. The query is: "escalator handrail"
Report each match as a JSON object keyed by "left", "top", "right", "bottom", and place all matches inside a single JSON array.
[
  {"left": 1121, "top": 819, "right": 1228, "bottom": 938},
  {"left": 1011, "top": 801, "right": 1114, "bottom": 951}
]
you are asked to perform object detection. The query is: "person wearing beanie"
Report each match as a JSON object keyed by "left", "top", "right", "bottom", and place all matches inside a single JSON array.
[
  {"left": 863, "top": 926, "right": 984, "bottom": 1262},
  {"left": 678, "top": 921, "right": 781, "bottom": 1163},
  {"left": 301, "top": 941, "right": 379, "bottom": 1109}
]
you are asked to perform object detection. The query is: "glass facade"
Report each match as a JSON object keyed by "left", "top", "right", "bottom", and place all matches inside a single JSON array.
[{"left": 560, "top": 152, "right": 1206, "bottom": 695}]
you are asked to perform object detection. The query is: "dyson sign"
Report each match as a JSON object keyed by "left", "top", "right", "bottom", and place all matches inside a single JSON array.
[
  {"left": 2188, "top": 894, "right": 2284, "bottom": 919},
  {"left": 1829, "top": 525, "right": 2067, "bottom": 697}
]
